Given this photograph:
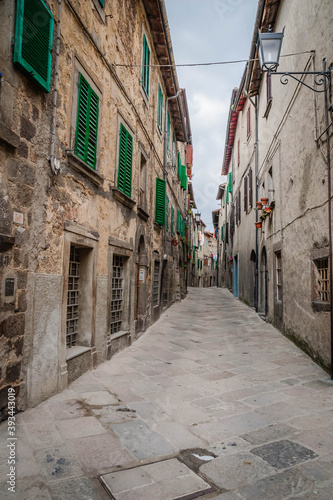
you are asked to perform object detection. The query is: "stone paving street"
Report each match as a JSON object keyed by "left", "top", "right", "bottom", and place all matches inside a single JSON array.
[{"left": 1, "top": 288, "right": 333, "bottom": 499}]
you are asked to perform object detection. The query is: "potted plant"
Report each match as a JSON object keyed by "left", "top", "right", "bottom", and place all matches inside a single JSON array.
[
  {"left": 265, "top": 207, "right": 272, "bottom": 214},
  {"left": 256, "top": 201, "right": 263, "bottom": 210},
  {"left": 261, "top": 197, "right": 269, "bottom": 206},
  {"left": 255, "top": 221, "right": 262, "bottom": 229}
]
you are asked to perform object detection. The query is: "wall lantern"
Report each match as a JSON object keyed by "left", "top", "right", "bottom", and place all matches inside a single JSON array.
[
  {"left": 195, "top": 212, "right": 201, "bottom": 223},
  {"left": 257, "top": 26, "right": 284, "bottom": 72}
]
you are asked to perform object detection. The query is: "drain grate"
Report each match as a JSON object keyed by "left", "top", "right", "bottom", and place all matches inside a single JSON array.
[{"left": 99, "top": 458, "right": 215, "bottom": 500}]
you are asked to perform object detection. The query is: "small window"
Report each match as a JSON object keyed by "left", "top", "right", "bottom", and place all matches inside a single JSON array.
[
  {"left": 237, "top": 139, "right": 240, "bottom": 166},
  {"left": 14, "top": 0, "right": 54, "bottom": 92},
  {"left": 117, "top": 123, "right": 133, "bottom": 197},
  {"left": 155, "top": 177, "right": 166, "bottom": 225},
  {"left": 75, "top": 74, "right": 100, "bottom": 169},
  {"left": 139, "top": 152, "right": 147, "bottom": 210},
  {"left": 315, "top": 258, "right": 329, "bottom": 302},
  {"left": 248, "top": 168, "right": 253, "bottom": 208},
  {"left": 142, "top": 34, "right": 151, "bottom": 97},
  {"left": 153, "top": 261, "right": 160, "bottom": 307},
  {"left": 275, "top": 251, "right": 282, "bottom": 302},
  {"left": 244, "top": 175, "right": 248, "bottom": 212},
  {"left": 111, "top": 255, "right": 124, "bottom": 334},
  {"left": 157, "top": 84, "right": 163, "bottom": 133}
]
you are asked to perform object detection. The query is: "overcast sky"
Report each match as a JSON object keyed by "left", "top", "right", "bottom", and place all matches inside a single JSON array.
[{"left": 165, "top": 0, "right": 258, "bottom": 229}]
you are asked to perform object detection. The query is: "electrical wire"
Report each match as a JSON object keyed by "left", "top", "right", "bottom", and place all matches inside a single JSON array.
[{"left": 113, "top": 50, "right": 314, "bottom": 68}]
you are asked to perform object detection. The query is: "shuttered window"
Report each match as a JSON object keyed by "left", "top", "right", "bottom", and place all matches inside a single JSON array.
[
  {"left": 142, "top": 34, "right": 150, "bottom": 97},
  {"left": 244, "top": 175, "right": 248, "bottom": 212},
  {"left": 14, "top": 0, "right": 54, "bottom": 92},
  {"left": 166, "top": 195, "right": 169, "bottom": 231},
  {"left": 157, "top": 84, "right": 163, "bottom": 133},
  {"left": 181, "top": 164, "right": 187, "bottom": 190},
  {"left": 99, "top": 0, "right": 105, "bottom": 6},
  {"left": 176, "top": 209, "right": 180, "bottom": 233},
  {"left": 155, "top": 178, "right": 166, "bottom": 225},
  {"left": 172, "top": 134, "right": 176, "bottom": 167},
  {"left": 74, "top": 74, "right": 99, "bottom": 169},
  {"left": 249, "top": 168, "right": 253, "bottom": 208},
  {"left": 178, "top": 152, "right": 182, "bottom": 178},
  {"left": 117, "top": 123, "right": 133, "bottom": 197},
  {"left": 167, "top": 113, "right": 171, "bottom": 155}
]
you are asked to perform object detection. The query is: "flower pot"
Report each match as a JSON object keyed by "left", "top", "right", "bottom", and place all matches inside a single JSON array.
[
  {"left": 265, "top": 207, "right": 272, "bottom": 214},
  {"left": 256, "top": 201, "right": 263, "bottom": 210},
  {"left": 255, "top": 221, "right": 262, "bottom": 229},
  {"left": 261, "top": 198, "right": 269, "bottom": 205}
]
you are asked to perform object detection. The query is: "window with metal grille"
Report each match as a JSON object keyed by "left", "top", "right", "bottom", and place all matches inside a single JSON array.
[
  {"left": 66, "top": 246, "right": 80, "bottom": 347},
  {"left": 153, "top": 261, "right": 160, "bottom": 307},
  {"left": 142, "top": 34, "right": 151, "bottom": 97},
  {"left": 14, "top": 0, "right": 54, "bottom": 92},
  {"left": 316, "top": 258, "right": 329, "bottom": 302},
  {"left": 111, "top": 255, "right": 124, "bottom": 334},
  {"left": 275, "top": 251, "right": 282, "bottom": 302}
]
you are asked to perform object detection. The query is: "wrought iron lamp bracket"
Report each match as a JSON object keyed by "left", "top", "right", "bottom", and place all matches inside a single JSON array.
[{"left": 270, "top": 70, "right": 331, "bottom": 94}]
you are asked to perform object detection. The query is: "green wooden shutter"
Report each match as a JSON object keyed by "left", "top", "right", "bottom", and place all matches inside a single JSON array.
[
  {"left": 142, "top": 35, "right": 150, "bottom": 97},
  {"left": 14, "top": 0, "right": 54, "bottom": 92},
  {"left": 172, "top": 134, "right": 176, "bottom": 166},
  {"left": 155, "top": 178, "right": 166, "bottom": 225},
  {"left": 181, "top": 164, "right": 187, "bottom": 190},
  {"left": 98, "top": 0, "right": 105, "bottom": 6},
  {"left": 74, "top": 74, "right": 99, "bottom": 169},
  {"left": 117, "top": 123, "right": 133, "bottom": 197}
]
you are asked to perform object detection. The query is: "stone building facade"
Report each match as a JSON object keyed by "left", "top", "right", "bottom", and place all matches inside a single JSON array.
[
  {"left": 219, "top": 0, "right": 333, "bottom": 371},
  {"left": 0, "top": 0, "right": 193, "bottom": 417}
]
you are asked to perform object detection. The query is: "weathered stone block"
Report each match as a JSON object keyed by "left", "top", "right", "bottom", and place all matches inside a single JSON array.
[
  {"left": 17, "top": 141, "right": 29, "bottom": 158},
  {"left": 12, "top": 335, "right": 24, "bottom": 357},
  {"left": 6, "top": 362, "right": 22, "bottom": 383},
  {"left": 17, "top": 290, "right": 27, "bottom": 312},
  {"left": 0, "top": 312, "right": 25, "bottom": 338},
  {"left": 17, "top": 271, "right": 28, "bottom": 289},
  {"left": 20, "top": 116, "right": 36, "bottom": 141}
]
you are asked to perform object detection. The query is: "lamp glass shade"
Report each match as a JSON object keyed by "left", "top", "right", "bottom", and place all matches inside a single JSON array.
[
  {"left": 258, "top": 28, "right": 284, "bottom": 72},
  {"left": 195, "top": 213, "right": 201, "bottom": 222}
]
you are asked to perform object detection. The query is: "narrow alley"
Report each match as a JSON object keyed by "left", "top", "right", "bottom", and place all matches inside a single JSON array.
[{"left": 1, "top": 288, "right": 333, "bottom": 499}]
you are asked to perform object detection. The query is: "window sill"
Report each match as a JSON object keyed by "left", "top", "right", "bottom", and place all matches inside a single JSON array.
[
  {"left": 112, "top": 187, "right": 136, "bottom": 209},
  {"left": 312, "top": 301, "right": 330, "bottom": 313},
  {"left": 67, "top": 153, "right": 104, "bottom": 187},
  {"left": 138, "top": 206, "right": 150, "bottom": 221},
  {"left": 66, "top": 345, "right": 91, "bottom": 361},
  {"left": 263, "top": 98, "right": 273, "bottom": 119},
  {"left": 110, "top": 330, "right": 130, "bottom": 341}
]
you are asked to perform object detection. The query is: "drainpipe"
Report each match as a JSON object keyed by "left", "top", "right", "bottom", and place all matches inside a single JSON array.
[
  {"left": 160, "top": 89, "right": 183, "bottom": 304},
  {"left": 49, "top": 0, "right": 62, "bottom": 175},
  {"left": 254, "top": 95, "right": 259, "bottom": 312}
]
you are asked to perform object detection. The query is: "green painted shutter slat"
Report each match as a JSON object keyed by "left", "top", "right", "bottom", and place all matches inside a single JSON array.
[
  {"left": 86, "top": 88, "right": 99, "bottom": 169},
  {"left": 118, "top": 124, "right": 132, "bottom": 197},
  {"left": 14, "top": 0, "right": 54, "bottom": 92},
  {"left": 155, "top": 178, "right": 166, "bottom": 225},
  {"left": 181, "top": 164, "right": 187, "bottom": 190},
  {"left": 98, "top": 0, "right": 105, "bottom": 6}
]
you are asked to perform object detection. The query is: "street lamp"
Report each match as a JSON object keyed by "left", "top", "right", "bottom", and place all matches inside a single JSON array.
[
  {"left": 257, "top": 26, "right": 284, "bottom": 72},
  {"left": 195, "top": 212, "right": 201, "bottom": 223},
  {"left": 258, "top": 27, "right": 333, "bottom": 380}
]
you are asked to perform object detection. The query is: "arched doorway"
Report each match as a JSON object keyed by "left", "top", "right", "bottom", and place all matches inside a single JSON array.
[{"left": 260, "top": 247, "right": 268, "bottom": 316}]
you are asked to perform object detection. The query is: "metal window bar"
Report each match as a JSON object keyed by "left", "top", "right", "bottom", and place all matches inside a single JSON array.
[
  {"left": 111, "top": 255, "right": 124, "bottom": 334},
  {"left": 276, "top": 252, "right": 282, "bottom": 302},
  {"left": 317, "top": 259, "right": 330, "bottom": 302},
  {"left": 66, "top": 246, "right": 80, "bottom": 347}
]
